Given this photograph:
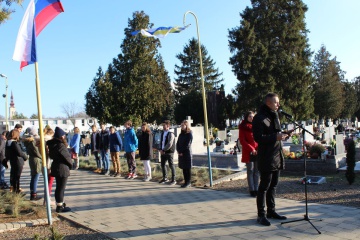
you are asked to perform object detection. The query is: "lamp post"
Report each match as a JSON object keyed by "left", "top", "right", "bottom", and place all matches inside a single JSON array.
[
  {"left": 0, "top": 74, "right": 8, "bottom": 131},
  {"left": 183, "top": 11, "right": 213, "bottom": 186}
]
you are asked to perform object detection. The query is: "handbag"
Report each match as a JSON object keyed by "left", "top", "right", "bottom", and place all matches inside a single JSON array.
[
  {"left": 250, "top": 153, "right": 257, "bottom": 162},
  {"left": 70, "top": 149, "right": 77, "bottom": 159}
]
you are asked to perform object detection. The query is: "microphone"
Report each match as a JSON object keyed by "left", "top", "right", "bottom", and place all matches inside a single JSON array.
[{"left": 279, "top": 109, "right": 293, "bottom": 119}]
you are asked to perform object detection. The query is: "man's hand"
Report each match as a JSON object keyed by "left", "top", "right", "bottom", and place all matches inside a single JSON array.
[{"left": 277, "top": 133, "right": 288, "bottom": 141}]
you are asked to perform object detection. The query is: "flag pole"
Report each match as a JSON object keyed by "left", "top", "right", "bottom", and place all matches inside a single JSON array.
[
  {"left": 183, "top": 11, "right": 213, "bottom": 187},
  {"left": 34, "top": 62, "right": 52, "bottom": 225}
]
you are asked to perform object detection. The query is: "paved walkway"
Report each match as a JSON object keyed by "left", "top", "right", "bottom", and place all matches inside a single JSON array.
[{"left": 3, "top": 164, "right": 360, "bottom": 239}]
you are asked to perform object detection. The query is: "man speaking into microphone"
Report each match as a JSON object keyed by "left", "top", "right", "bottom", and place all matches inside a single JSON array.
[{"left": 252, "top": 93, "right": 288, "bottom": 226}]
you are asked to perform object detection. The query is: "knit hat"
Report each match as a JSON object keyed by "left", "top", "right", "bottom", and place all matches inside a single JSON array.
[
  {"left": 26, "top": 127, "right": 38, "bottom": 137},
  {"left": 54, "top": 127, "right": 66, "bottom": 139}
]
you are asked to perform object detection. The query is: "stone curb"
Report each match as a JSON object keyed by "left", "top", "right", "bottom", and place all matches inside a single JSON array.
[
  {"left": 207, "top": 170, "right": 247, "bottom": 186},
  {"left": 0, "top": 217, "right": 59, "bottom": 233}
]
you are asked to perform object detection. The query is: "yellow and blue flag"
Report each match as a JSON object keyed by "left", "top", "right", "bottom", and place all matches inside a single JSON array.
[{"left": 131, "top": 25, "right": 190, "bottom": 38}]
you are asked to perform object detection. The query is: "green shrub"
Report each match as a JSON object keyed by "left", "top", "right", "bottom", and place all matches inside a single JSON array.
[{"left": 309, "top": 143, "right": 325, "bottom": 158}]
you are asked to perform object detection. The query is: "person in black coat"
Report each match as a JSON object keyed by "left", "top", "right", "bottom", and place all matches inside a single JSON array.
[
  {"left": 252, "top": 93, "right": 288, "bottom": 226},
  {"left": 138, "top": 122, "right": 153, "bottom": 181},
  {"left": 5, "top": 130, "right": 28, "bottom": 194},
  {"left": 176, "top": 120, "right": 193, "bottom": 188},
  {"left": 47, "top": 127, "right": 72, "bottom": 213}
]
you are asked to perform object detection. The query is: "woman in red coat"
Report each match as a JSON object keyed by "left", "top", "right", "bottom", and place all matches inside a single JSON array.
[{"left": 239, "top": 111, "right": 259, "bottom": 197}]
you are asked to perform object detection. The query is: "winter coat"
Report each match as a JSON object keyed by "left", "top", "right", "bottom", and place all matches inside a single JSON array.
[
  {"left": 90, "top": 132, "right": 100, "bottom": 152},
  {"left": 139, "top": 131, "right": 153, "bottom": 160},
  {"left": 70, "top": 133, "right": 81, "bottom": 154},
  {"left": 160, "top": 131, "right": 175, "bottom": 154},
  {"left": 124, "top": 127, "right": 138, "bottom": 153},
  {"left": 44, "top": 134, "right": 53, "bottom": 170},
  {"left": 252, "top": 104, "right": 285, "bottom": 172},
  {"left": 239, "top": 120, "right": 258, "bottom": 163},
  {"left": 0, "top": 137, "right": 5, "bottom": 162},
  {"left": 23, "top": 135, "right": 42, "bottom": 175},
  {"left": 109, "top": 131, "right": 123, "bottom": 152},
  {"left": 99, "top": 129, "right": 110, "bottom": 151},
  {"left": 176, "top": 131, "right": 193, "bottom": 169},
  {"left": 5, "top": 140, "right": 28, "bottom": 170},
  {"left": 47, "top": 138, "right": 72, "bottom": 178}
]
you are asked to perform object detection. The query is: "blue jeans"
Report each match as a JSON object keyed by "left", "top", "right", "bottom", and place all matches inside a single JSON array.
[
  {"left": 246, "top": 162, "right": 259, "bottom": 191},
  {"left": 30, "top": 173, "right": 40, "bottom": 193},
  {"left": 0, "top": 164, "right": 5, "bottom": 185},
  {"left": 100, "top": 150, "right": 110, "bottom": 171}
]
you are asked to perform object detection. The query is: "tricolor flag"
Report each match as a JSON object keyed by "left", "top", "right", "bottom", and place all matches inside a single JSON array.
[
  {"left": 131, "top": 25, "right": 190, "bottom": 38},
  {"left": 13, "top": 0, "right": 64, "bottom": 70}
]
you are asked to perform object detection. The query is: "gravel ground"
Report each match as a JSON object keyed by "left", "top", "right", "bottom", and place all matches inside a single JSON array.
[{"left": 1, "top": 172, "right": 359, "bottom": 239}]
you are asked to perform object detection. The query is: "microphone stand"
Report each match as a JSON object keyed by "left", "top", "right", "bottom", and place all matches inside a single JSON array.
[{"left": 281, "top": 116, "right": 322, "bottom": 234}]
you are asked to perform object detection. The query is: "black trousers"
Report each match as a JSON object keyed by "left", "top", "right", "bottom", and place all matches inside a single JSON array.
[
  {"left": 256, "top": 170, "right": 280, "bottom": 217},
  {"left": 160, "top": 154, "right": 175, "bottom": 181},
  {"left": 182, "top": 168, "right": 191, "bottom": 184},
  {"left": 55, "top": 176, "right": 68, "bottom": 204},
  {"left": 10, "top": 164, "right": 23, "bottom": 193}
]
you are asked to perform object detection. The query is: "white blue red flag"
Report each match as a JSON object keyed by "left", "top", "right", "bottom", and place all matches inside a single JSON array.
[
  {"left": 131, "top": 25, "right": 190, "bottom": 39},
  {"left": 13, "top": 0, "right": 64, "bottom": 70}
]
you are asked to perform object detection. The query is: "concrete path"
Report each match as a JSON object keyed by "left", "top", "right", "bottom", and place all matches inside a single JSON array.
[{"left": 3, "top": 165, "right": 360, "bottom": 239}]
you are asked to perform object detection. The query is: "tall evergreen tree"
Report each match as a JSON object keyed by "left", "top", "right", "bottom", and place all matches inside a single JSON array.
[
  {"left": 353, "top": 76, "right": 360, "bottom": 120},
  {"left": 228, "top": 0, "right": 313, "bottom": 120},
  {"left": 174, "top": 38, "right": 224, "bottom": 101},
  {"left": 312, "top": 45, "right": 344, "bottom": 119},
  {"left": 85, "top": 67, "right": 112, "bottom": 124},
  {"left": 341, "top": 80, "right": 358, "bottom": 119},
  {"left": 85, "top": 11, "right": 173, "bottom": 126},
  {"left": 174, "top": 38, "right": 224, "bottom": 124}
]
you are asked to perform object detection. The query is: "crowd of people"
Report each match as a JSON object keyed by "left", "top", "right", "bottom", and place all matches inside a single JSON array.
[{"left": 0, "top": 119, "right": 194, "bottom": 213}]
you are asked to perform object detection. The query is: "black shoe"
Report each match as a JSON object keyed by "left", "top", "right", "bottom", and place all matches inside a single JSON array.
[
  {"left": 56, "top": 204, "right": 71, "bottom": 213},
  {"left": 159, "top": 178, "right": 168, "bottom": 184},
  {"left": 267, "top": 212, "right": 287, "bottom": 220},
  {"left": 250, "top": 191, "right": 256, "bottom": 197},
  {"left": 30, "top": 193, "right": 42, "bottom": 201},
  {"left": 181, "top": 183, "right": 191, "bottom": 188},
  {"left": 257, "top": 216, "right": 271, "bottom": 226}
]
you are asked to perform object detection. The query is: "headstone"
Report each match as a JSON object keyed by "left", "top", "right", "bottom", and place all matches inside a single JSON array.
[
  {"left": 217, "top": 130, "right": 226, "bottom": 142},
  {"left": 335, "top": 134, "right": 345, "bottom": 155},
  {"left": 186, "top": 116, "right": 194, "bottom": 126},
  {"left": 304, "top": 125, "right": 314, "bottom": 141}
]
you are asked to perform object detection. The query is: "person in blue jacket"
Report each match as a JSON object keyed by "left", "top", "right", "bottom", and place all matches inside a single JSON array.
[
  {"left": 69, "top": 127, "right": 81, "bottom": 170},
  {"left": 123, "top": 120, "right": 138, "bottom": 179},
  {"left": 109, "top": 126, "right": 123, "bottom": 177}
]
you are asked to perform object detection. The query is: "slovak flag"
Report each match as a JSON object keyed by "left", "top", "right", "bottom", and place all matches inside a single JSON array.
[{"left": 13, "top": 0, "right": 64, "bottom": 70}]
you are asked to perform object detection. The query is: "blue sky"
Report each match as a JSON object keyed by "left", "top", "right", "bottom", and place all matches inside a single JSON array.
[{"left": 0, "top": 0, "right": 359, "bottom": 118}]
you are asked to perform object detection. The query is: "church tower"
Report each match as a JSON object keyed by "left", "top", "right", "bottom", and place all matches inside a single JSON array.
[{"left": 9, "top": 91, "right": 16, "bottom": 119}]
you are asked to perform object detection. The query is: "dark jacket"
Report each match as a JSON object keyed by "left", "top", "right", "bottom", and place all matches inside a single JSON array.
[
  {"left": 139, "top": 131, "right": 153, "bottom": 160},
  {"left": 90, "top": 131, "right": 100, "bottom": 152},
  {"left": 160, "top": 131, "right": 175, "bottom": 154},
  {"left": 47, "top": 138, "right": 72, "bottom": 178},
  {"left": 176, "top": 131, "right": 193, "bottom": 169},
  {"left": 239, "top": 120, "right": 258, "bottom": 163},
  {"left": 23, "top": 135, "right": 42, "bottom": 175},
  {"left": 5, "top": 140, "right": 28, "bottom": 168},
  {"left": 99, "top": 129, "right": 110, "bottom": 151},
  {"left": 252, "top": 104, "right": 284, "bottom": 172},
  {"left": 109, "top": 131, "right": 123, "bottom": 152}
]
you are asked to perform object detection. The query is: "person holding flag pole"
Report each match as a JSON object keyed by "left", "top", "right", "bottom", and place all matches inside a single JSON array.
[{"left": 12, "top": 0, "right": 64, "bottom": 225}]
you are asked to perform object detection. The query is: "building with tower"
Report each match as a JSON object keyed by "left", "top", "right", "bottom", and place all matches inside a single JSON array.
[{"left": 9, "top": 91, "right": 16, "bottom": 119}]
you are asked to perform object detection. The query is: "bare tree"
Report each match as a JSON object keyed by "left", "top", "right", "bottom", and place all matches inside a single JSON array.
[{"left": 61, "top": 101, "right": 83, "bottom": 127}]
